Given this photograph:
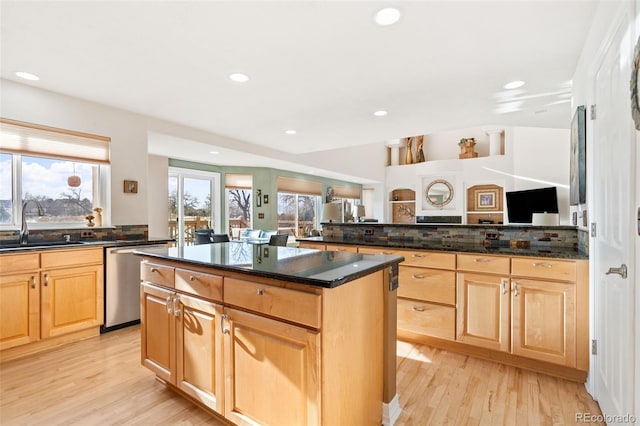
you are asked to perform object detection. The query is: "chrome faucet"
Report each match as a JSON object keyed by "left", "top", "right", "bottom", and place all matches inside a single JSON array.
[{"left": 20, "top": 199, "right": 45, "bottom": 245}]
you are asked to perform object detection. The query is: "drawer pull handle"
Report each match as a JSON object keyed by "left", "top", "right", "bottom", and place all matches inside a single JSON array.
[
  {"left": 257, "top": 289, "right": 265, "bottom": 296},
  {"left": 501, "top": 278, "right": 508, "bottom": 295},
  {"left": 44, "top": 273, "right": 49, "bottom": 287},
  {"left": 412, "top": 306, "right": 426, "bottom": 312},
  {"left": 30, "top": 275, "right": 36, "bottom": 289},
  {"left": 412, "top": 254, "right": 426, "bottom": 258},
  {"left": 189, "top": 275, "right": 196, "bottom": 281},
  {"left": 474, "top": 258, "right": 491, "bottom": 263},
  {"left": 512, "top": 281, "right": 520, "bottom": 297},
  {"left": 532, "top": 263, "right": 552, "bottom": 268},
  {"left": 382, "top": 251, "right": 394, "bottom": 255},
  {"left": 151, "top": 268, "right": 159, "bottom": 273},
  {"left": 412, "top": 274, "right": 425, "bottom": 280},
  {"left": 221, "top": 314, "right": 230, "bottom": 334},
  {"left": 173, "top": 296, "right": 181, "bottom": 317},
  {"left": 166, "top": 296, "right": 173, "bottom": 314}
]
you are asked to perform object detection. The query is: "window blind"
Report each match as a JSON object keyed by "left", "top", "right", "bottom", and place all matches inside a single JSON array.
[
  {"left": 332, "top": 184, "right": 361, "bottom": 199},
  {"left": 225, "top": 174, "right": 252, "bottom": 189},
  {"left": 277, "top": 176, "right": 322, "bottom": 196},
  {"left": 0, "top": 118, "right": 111, "bottom": 163}
]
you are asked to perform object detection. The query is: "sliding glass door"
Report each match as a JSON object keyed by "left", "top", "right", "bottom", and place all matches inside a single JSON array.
[{"left": 168, "top": 167, "right": 220, "bottom": 246}]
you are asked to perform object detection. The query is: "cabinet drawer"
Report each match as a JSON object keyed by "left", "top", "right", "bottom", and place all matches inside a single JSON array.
[
  {"left": 224, "top": 278, "right": 321, "bottom": 329},
  {"left": 511, "top": 258, "right": 577, "bottom": 282},
  {"left": 358, "top": 247, "right": 399, "bottom": 255},
  {"left": 457, "top": 254, "right": 510, "bottom": 275},
  {"left": 298, "top": 242, "right": 326, "bottom": 250},
  {"left": 0, "top": 253, "right": 39, "bottom": 274},
  {"left": 40, "top": 247, "right": 102, "bottom": 269},
  {"left": 140, "top": 262, "right": 175, "bottom": 288},
  {"left": 397, "top": 250, "right": 456, "bottom": 270},
  {"left": 397, "top": 298, "right": 455, "bottom": 340},
  {"left": 398, "top": 266, "right": 456, "bottom": 305},
  {"left": 175, "top": 268, "right": 222, "bottom": 302},
  {"left": 325, "top": 244, "right": 358, "bottom": 253}
]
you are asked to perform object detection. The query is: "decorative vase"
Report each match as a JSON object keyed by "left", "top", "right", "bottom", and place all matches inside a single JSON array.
[
  {"left": 405, "top": 138, "right": 413, "bottom": 164},
  {"left": 416, "top": 136, "right": 425, "bottom": 163}
]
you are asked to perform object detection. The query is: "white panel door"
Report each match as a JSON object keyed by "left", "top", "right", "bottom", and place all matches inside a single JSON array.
[{"left": 592, "top": 5, "right": 636, "bottom": 422}]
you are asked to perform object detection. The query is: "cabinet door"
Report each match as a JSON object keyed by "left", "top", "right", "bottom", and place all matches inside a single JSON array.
[
  {"left": 511, "top": 279, "right": 576, "bottom": 367},
  {"left": 0, "top": 273, "right": 40, "bottom": 350},
  {"left": 140, "top": 283, "right": 176, "bottom": 384},
  {"left": 175, "top": 293, "right": 223, "bottom": 413},
  {"left": 456, "top": 272, "right": 510, "bottom": 352},
  {"left": 40, "top": 264, "right": 103, "bottom": 339},
  {"left": 224, "top": 308, "right": 321, "bottom": 426}
]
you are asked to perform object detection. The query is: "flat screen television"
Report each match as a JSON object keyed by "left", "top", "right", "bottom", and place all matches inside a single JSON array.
[{"left": 506, "top": 186, "right": 559, "bottom": 224}]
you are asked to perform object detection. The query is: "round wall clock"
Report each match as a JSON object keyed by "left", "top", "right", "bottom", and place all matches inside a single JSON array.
[{"left": 631, "top": 35, "right": 640, "bottom": 131}]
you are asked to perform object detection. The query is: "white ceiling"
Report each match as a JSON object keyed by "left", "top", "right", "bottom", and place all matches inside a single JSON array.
[{"left": 1, "top": 1, "right": 598, "bottom": 182}]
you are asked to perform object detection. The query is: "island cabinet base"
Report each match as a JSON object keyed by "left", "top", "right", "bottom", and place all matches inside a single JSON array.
[{"left": 140, "top": 257, "right": 393, "bottom": 426}]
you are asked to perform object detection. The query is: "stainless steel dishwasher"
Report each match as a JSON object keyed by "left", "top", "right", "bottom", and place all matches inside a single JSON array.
[{"left": 102, "top": 243, "right": 167, "bottom": 332}]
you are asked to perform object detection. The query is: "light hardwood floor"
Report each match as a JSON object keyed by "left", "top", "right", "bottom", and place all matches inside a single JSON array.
[{"left": 0, "top": 326, "right": 602, "bottom": 425}]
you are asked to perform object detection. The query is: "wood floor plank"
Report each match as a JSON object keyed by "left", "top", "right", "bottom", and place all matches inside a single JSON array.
[{"left": 1, "top": 326, "right": 604, "bottom": 425}]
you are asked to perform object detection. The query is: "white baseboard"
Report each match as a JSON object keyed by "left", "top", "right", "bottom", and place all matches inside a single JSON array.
[{"left": 382, "top": 394, "right": 402, "bottom": 426}]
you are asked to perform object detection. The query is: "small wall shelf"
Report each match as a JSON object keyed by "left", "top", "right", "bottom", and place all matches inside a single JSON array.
[{"left": 390, "top": 188, "right": 416, "bottom": 224}]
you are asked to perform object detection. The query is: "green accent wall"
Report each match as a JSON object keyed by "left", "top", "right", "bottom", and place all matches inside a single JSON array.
[{"left": 168, "top": 159, "right": 361, "bottom": 231}]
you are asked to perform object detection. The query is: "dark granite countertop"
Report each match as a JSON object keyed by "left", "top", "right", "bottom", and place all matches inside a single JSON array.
[
  {"left": 133, "top": 241, "right": 403, "bottom": 288},
  {"left": 0, "top": 237, "right": 173, "bottom": 253},
  {"left": 297, "top": 237, "right": 588, "bottom": 260}
]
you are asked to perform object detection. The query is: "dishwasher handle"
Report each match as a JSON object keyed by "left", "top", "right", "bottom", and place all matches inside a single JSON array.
[{"left": 108, "top": 244, "right": 167, "bottom": 254}]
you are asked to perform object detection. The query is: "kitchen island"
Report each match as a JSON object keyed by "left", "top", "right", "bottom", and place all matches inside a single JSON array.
[{"left": 134, "top": 242, "right": 403, "bottom": 426}]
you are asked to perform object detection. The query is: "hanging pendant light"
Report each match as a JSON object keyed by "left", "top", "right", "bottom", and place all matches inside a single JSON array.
[{"left": 67, "top": 163, "right": 81, "bottom": 187}]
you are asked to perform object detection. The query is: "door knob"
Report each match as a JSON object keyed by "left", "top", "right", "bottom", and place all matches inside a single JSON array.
[{"left": 606, "top": 264, "right": 628, "bottom": 279}]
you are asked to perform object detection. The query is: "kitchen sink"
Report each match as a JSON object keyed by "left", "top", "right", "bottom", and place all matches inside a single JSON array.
[{"left": 0, "top": 241, "right": 90, "bottom": 249}]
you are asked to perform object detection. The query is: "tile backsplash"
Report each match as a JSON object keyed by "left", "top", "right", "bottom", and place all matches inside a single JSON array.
[{"left": 0, "top": 224, "right": 149, "bottom": 243}]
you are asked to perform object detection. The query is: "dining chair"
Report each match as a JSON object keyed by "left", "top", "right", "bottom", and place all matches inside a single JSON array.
[
  {"left": 268, "top": 234, "right": 288, "bottom": 247},
  {"left": 194, "top": 229, "right": 212, "bottom": 245},
  {"left": 211, "top": 233, "right": 230, "bottom": 243}
]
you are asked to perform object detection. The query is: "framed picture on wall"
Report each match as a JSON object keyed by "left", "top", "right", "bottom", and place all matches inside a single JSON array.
[
  {"left": 570, "top": 105, "right": 586, "bottom": 205},
  {"left": 475, "top": 189, "right": 498, "bottom": 210}
]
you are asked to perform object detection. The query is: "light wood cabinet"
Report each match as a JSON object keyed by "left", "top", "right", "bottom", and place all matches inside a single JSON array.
[
  {"left": 41, "top": 264, "right": 103, "bottom": 339},
  {"left": 456, "top": 254, "right": 585, "bottom": 369},
  {"left": 325, "top": 244, "right": 358, "bottom": 253},
  {"left": 140, "top": 282, "right": 224, "bottom": 413},
  {"left": 298, "top": 241, "right": 326, "bottom": 250},
  {"left": 511, "top": 278, "right": 576, "bottom": 366},
  {"left": 456, "top": 272, "right": 510, "bottom": 352},
  {"left": 139, "top": 256, "right": 386, "bottom": 425},
  {"left": 223, "top": 308, "right": 320, "bottom": 426},
  {"left": 358, "top": 243, "right": 589, "bottom": 379},
  {"left": 0, "top": 247, "right": 103, "bottom": 358},
  {"left": 0, "top": 272, "right": 40, "bottom": 350}
]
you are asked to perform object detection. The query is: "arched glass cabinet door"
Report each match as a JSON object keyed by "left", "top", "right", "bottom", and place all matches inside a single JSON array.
[{"left": 425, "top": 179, "right": 454, "bottom": 208}]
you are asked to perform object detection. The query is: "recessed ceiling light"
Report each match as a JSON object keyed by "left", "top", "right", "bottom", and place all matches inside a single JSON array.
[
  {"left": 15, "top": 71, "right": 40, "bottom": 81},
  {"left": 229, "top": 73, "right": 249, "bottom": 83},
  {"left": 285, "top": 130, "right": 297, "bottom": 135},
  {"left": 209, "top": 151, "right": 219, "bottom": 155},
  {"left": 504, "top": 80, "right": 525, "bottom": 89},
  {"left": 373, "top": 110, "right": 388, "bottom": 117},
  {"left": 374, "top": 7, "right": 401, "bottom": 26}
]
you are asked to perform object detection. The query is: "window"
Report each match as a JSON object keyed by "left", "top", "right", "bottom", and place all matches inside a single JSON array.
[
  {"left": 225, "top": 174, "right": 252, "bottom": 237},
  {"left": 0, "top": 119, "right": 110, "bottom": 228},
  {"left": 277, "top": 192, "right": 319, "bottom": 237}
]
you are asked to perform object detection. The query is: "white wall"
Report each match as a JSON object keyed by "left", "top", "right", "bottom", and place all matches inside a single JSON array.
[
  {"left": 383, "top": 125, "right": 570, "bottom": 224},
  {"left": 147, "top": 154, "right": 169, "bottom": 237},
  {"left": 511, "top": 127, "right": 571, "bottom": 224},
  {"left": 1, "top": 79, "right": 150, "bottom": 226}
]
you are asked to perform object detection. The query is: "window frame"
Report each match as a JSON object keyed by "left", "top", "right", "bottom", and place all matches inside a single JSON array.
[{"left": 0, "top": 152, "right": 109, "bottom": 229}]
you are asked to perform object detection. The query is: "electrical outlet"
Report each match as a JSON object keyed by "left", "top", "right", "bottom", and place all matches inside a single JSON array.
[
  {"left": 81, "top": 230, "right": 95, "bottom": 238},
  {"left": 364, "top": 229, "right": 374, "bottom": 235}
]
